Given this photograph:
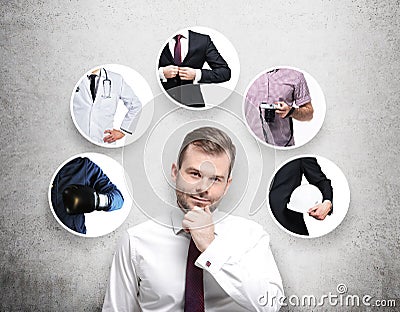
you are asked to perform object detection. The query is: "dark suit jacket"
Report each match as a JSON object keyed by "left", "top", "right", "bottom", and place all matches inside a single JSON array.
[
  {"left": 269, "top": 157, "right": 333, "bottom": 236},
  {"left": 158, "top": 30, "right": 231, "bottom": 107}
]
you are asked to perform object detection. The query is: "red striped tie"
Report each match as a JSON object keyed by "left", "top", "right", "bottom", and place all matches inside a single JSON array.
[{"left": 184, "top": 238, "right": 204, "bottom": 312}]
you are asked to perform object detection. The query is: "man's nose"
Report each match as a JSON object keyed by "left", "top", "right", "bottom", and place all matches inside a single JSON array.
[{"left": 195, "top": 177, "right": 212, "bottom": 194}]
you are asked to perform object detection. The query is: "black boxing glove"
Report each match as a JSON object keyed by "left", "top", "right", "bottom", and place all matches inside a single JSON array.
[{"left": 62, "top": 184, "right": 110, "bottom": 215}]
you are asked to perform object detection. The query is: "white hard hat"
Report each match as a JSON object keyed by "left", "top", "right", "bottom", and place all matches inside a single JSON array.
[{"left": 287, "top": 184, "right": 323, "bottom": 213}]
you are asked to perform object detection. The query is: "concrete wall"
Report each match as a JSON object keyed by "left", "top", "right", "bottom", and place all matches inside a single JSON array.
[{"left": 1, "top": 0, "right": 399, "bottom": 311}]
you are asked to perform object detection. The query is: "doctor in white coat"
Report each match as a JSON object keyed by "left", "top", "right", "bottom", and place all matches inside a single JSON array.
[{"left": 72, "top": 68, "right": 142, "bottom": 145}]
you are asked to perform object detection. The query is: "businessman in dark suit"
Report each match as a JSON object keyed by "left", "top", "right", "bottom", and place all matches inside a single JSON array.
[
  {"left": 158, "top": 29, "right": 231, "bottom": 107},
  {"left": 269, "top": 157, "right": 333, "bottom": 236}
]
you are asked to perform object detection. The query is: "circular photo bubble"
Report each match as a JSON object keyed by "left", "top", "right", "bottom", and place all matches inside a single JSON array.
[
  {"left": 48, "top": 153, "right": 133, "bottom": 237},
  {"left": 156, "top": 26, "right": 240, "bottom": 110},
  {"left": 70, "top": 64, "right": 154, "bottom": 148},
  {"left": 243, "top": 66, "right": 326, "bottom": 149},
  {"left": 122, "top": 99, "right": 271, "bottom": 229},
  {"left": 268, "top": 155, "right": 350, "bottom": 238}
]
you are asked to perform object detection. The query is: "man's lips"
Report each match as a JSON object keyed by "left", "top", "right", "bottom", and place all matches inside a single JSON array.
[{"left": 190, "top": 196, "right": 211, "bottom": 204}]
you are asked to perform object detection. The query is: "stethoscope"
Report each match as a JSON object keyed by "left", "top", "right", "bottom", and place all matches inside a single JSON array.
[{"left": 101, "top": 68, "right": 112, "bottom": 98}]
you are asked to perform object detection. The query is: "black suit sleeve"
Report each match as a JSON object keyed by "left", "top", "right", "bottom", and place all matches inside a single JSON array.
[
  {"left": 301, "top": 157, "right": 333, "bottom": 214},
  {"left": 199, "top": 36, "right": 231, "bottom": 83}
]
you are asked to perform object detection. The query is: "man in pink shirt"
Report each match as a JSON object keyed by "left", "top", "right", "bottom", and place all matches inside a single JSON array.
[{"left": 245, "top": 68, "right": 314, "bottom": 147}]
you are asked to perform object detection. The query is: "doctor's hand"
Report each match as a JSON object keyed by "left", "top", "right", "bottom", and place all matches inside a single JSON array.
[
  {"left": 103, "top": 129, "right": 125, "bottom": 143},
  {"left": 182, "top": 206, "right": 215, "bottom": 252},
  {"left": 307, "top": 200, "right": 332, "bottom": 220},
  {"left": 163, "top": 65, "right": 179, "bottom": 79},
  {"left": 178, "top": 67, "right": 196, "bottom": 80},
  {"left": 275, "top": 101, "right": 291, "bottom": 119}
]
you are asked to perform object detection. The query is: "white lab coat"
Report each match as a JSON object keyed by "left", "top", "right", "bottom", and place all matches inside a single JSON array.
[{"left": 72, "top": 69, "right": 142, "bottom": 144}]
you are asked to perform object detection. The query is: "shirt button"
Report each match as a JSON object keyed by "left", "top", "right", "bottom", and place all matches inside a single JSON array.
[{"left": 206, "top": 261, "right": 211, "bottom": 267}]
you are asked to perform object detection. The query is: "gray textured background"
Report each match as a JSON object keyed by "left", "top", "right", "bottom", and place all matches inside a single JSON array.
[{"left": 1, "top": 0, "right": 399, "bottom": 311}]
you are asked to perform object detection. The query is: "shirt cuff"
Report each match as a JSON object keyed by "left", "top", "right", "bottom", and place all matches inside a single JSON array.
[
  {"left": 120, "top": 127, "right": 132, "bottom": 135},
  {"left": 193, "top": 69, "right": 202, "bottom": 84},
  {"left": 159, "top": 68, "right": 167, "bottom": 82},
  {"left": 195, "top": 236, "right": 231, "bottom": 274}
]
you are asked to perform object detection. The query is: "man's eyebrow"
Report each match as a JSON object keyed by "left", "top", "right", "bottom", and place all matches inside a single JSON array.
[{"left": 185, "top": 166, "right": 200, "bottom": 172}]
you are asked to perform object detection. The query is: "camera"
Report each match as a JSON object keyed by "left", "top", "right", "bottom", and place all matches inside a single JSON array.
[{"left": 260, "top": 102, "right": 279, "bottom": 123}]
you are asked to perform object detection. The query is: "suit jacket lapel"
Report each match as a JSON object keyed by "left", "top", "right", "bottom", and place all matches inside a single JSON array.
[
  {"left": 94, "top": 70, "right": 109, "bottom": 104},
  {"left": 180, "top": 30, "right": 193, "bottom": 65},
  {"left": 163, "top": 44, "right": 175, "bottom": 64},
  {"left": 82, "top": 76, "right": 93, "bottom": 104}
]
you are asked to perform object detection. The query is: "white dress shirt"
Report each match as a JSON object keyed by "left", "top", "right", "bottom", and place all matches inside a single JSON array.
[
  {"left": 159, "top": 29, "right": 202, "bottom": 83},
  {"left": 73, "top": 69, "right": 142, "bottom": 144},
  {"left": 102, "top": 209, "right": 284, "bottom": 312}
]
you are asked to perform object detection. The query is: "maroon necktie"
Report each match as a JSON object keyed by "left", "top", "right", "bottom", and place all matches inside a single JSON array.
[
  {"left": 174, "top": 34, "right": 182, "bottom": 65},
  {"left": 184, "top": 238, "right": 204, "bottom": 312}
]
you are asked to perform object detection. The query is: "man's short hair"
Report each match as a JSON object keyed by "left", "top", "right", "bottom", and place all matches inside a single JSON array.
[{"left": 177, "top": 127, "right": 236, "bottom": 177}]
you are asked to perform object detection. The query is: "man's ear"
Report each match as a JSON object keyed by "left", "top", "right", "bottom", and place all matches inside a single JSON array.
[
  {"left": 223, "top": 176, "right": 232, "bottom": 196},
  {"left": 171, "top": 163, "right": 178, "bottom": 182}
]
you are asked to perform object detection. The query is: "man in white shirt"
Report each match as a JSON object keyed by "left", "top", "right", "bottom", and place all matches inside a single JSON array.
[{"left": 103, "top": 127, "right": 283, "bottom": 311}]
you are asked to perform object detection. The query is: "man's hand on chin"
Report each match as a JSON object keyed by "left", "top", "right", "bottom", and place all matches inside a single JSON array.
[{"left": 182, "top": 205, "right": 215, "bottom": 252}]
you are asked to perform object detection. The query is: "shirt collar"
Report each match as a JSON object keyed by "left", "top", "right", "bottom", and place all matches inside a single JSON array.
[
  {"left": 173, "top": 29, "right": 189, "bottom": 40},
  {"left": 87, "top": 68, "right": 106, "bottom": 79},
  {"left": 87, "top": 73, "right": 97, "bottom": 79},
  {"left": 171, "top": 208, "right": 185, "bottom": 234},
  {"left": 170, "top": 207, "right": 225, "bottom": 236},
  {"left": 267, "top": 68, "right": 279, "bottom": 74}
]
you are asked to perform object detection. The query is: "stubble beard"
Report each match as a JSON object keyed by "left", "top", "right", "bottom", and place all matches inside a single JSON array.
[
  {"left": 176, "top": 190, "right": 222, "bottom": 213},
  {"left": 176, "top": 191, "right": 192, "bottom": 213}
]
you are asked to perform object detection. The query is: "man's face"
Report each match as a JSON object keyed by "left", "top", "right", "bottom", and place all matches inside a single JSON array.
[{"left": 171, "top": 144, "right": 232, "bottom": 213}]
